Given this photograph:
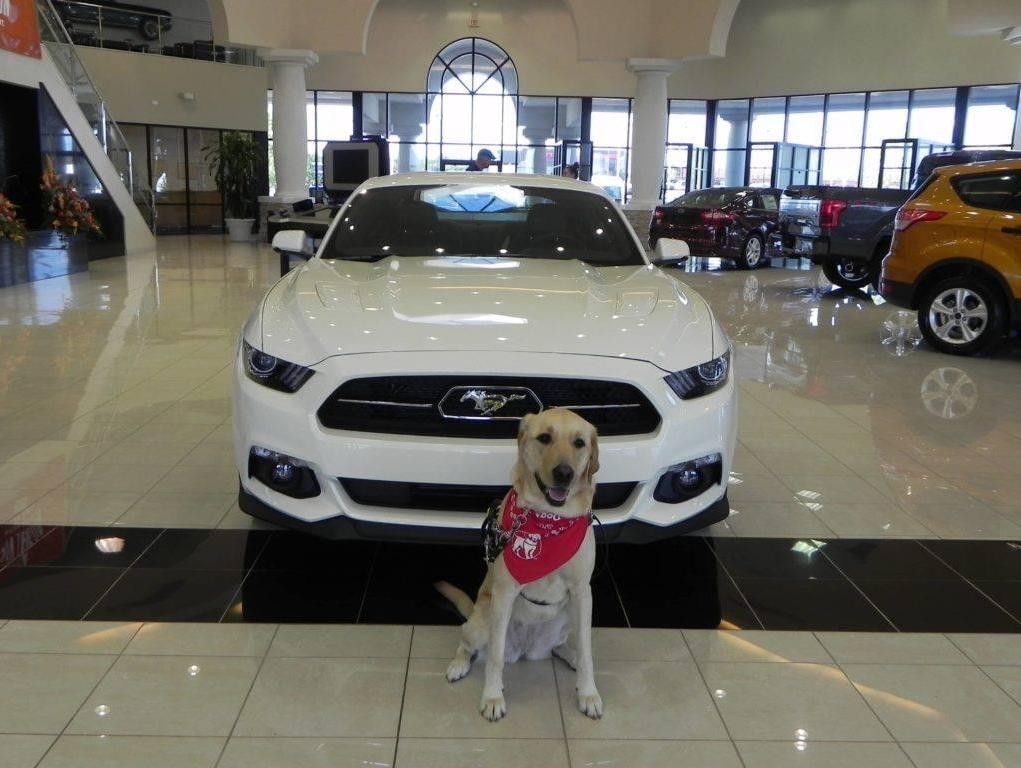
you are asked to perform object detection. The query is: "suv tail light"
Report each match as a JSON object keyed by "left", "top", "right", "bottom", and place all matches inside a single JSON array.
[
  {"left": 819, "top": 199, "right": 848, "bottom": 229},
  {"left": 895, "top": 207, "right": 946, "bottom": 231},
  {"left": 701, "top": 209, "right": 735, "bottom": 224}
]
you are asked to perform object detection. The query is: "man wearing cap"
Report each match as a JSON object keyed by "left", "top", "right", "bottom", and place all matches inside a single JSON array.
[{"left": 466, "top": 148, "right": 496, "bottom": 172}]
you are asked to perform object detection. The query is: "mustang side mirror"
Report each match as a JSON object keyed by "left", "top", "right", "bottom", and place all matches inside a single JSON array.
[
  {"left": 272, "top": 230, "right": 313, "bottom": 275},
  {"left": 652, "top": 237, "right": 690, "bottom": 267}
]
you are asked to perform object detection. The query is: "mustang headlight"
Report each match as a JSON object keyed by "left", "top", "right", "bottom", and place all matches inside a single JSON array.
[
  {"left": 664, "top": 350, "right": 730, "bottom": 400},
  {"left": 242, "top": 340, "right": 314, "bottom": 393}
]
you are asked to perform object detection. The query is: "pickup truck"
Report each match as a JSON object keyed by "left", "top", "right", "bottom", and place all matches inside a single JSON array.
[{"left": 777, "top": 149, "right": 1021, "bottom": 289}]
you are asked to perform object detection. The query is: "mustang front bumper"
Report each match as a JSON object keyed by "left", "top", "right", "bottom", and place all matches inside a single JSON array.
[{"left": 233, "top": 349, "right": 737, "bottom": 542}]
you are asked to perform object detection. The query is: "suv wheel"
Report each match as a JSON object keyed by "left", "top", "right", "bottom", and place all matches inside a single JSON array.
[
  {"left": 823, "top": 258, "right": 876, "bottom": 290},
  {"left": 737, "top": 234, "right": 764, "bottom": 269},
  {"left": 918, "top": 277, "right": 1004, "bottom": 356}
]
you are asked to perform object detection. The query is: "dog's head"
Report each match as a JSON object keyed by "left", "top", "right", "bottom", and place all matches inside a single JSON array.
[{"left": 514, "top": 408, "right": 599, "bottom": 516}]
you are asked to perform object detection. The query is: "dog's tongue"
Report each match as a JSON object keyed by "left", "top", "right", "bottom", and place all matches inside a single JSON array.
[{"left": 548, "top": 486, "right": 569, "bottom": 503}]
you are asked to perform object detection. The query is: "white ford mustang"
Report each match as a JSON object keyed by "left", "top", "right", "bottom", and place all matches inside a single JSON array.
[{"left": 233, "top": 173, "right": 736, "bottom": 542}]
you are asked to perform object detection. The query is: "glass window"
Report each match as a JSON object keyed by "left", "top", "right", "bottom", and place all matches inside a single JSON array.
[
  {"left": 712, "top": 150, "right": 746, "bottom": 187},
  {"left": 787, "top": 95, "right": 824, "bottom": 146},
  {"left": 964, "top": 85, "right": 1020, "bottom": 147},
  {"left": 316, "top": 91, "right": 354, "bottom": 141},
  {"left": 387, "top": 93, "right": 427, "bottom": 142},
  {"left": 591, "top": 97, "right": 632, "bottom": 202},
  {"left": 825, "top": 92, "right": 866, "bottom": 147},
  {"left": 557, "top": 97, "right": 583, "bottom": 141},
  {"left": 120, "top": 124, "right": 150, "bottom": 191},
  {"left": 716, "top": 99, "right": 749, "bottom": 149},
  {"left": 909, "top": 88, "right": 956, "bottom": 143},
  {"left": 668, "top": 99, "right": 707, "bottom": 145},
  {"left": 822, "top": 148, "right": 862, "bottom": 186},
  {"left": 426, "top": 39, "right": 518, "bottom": 172},
  {"left": 865, "top": 90, "right": 909, "bottom": 145},
  {"left": 953, "top": 171, "right": 1021, "bottom": 212},
  {"left": 151, "top": 125, "right": 187, "bottom": 232},
  {"left": 751, "top": 97, "right": 785, "bottom": 142},
  {"left": 362, "top": 92, "right": 387, "bottom": 136}
]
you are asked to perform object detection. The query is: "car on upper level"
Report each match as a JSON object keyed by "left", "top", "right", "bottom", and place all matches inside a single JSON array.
[
  {"left": 54, "top": 0, "right": 173, "bottom": 40},
  {"left": 650, "top": 187, "right": 781, "bottom": 269},
  {"left": 779, "top": 149, "right": 1021, "bottom": 290},
  {"left": 880, "top": 157, "right": 1021, "bottom": 355},
  {"left": 233, "top": 173, "right": 736, "bottom": 543}
]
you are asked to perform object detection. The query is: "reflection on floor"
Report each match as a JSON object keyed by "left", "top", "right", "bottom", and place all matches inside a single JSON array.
[
  {"left": 1, "top": 525, "right": 1019, "bottom": 631},
  {"left": 0, "top": 231, "right": 89, "bottom": 288},
  {"left": 0, "top": 237, "right": 1020, "bottom": 542}
]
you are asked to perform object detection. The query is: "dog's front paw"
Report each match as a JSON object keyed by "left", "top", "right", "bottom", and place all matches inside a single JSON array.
[
  {"left": 577, "top": 690, "right": 603, "bottom": 719},
  {"left": 445, "top": 656, "right": 472, "bottom": 683},
  {"left": 480, "top": 695, "right": 507, "bottom": 721}
]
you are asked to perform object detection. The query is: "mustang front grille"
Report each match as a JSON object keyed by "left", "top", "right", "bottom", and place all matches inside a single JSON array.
[
  {"left": 317, "top": 375, "right": 661, "bottom": 438},
  {"left": 340, "top": 478, "right": 638, "bottom": 512}
]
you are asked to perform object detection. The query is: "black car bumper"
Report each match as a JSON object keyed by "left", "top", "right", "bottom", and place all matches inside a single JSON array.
[
  {"left": 879, "top": 278, "right": 915, "bottom": 309},
  {"left": 238, "top": 484, "right": 730, "bottom": 545}
]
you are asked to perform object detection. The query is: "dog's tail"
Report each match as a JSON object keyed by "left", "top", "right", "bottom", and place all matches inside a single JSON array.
[{"left": 433, "top": 580, "right": 474, "bottom": 619}]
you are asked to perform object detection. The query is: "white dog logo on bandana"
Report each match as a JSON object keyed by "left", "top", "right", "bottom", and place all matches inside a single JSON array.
[{"left": 511, "top": 531, "right": 541, "bottom": 560}]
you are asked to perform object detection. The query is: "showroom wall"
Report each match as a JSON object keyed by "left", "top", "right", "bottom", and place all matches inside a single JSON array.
[
  {"left": 670, "top": 0, "right": 1021, "bottom": 99},
  {"left": 306, "top": 0, "right": 634, "bottom": 96},
  {"left": 78, "top": 47, "right": 267, "bottom": 131}
]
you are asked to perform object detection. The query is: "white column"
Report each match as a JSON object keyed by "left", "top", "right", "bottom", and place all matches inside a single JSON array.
[
  {"left": 262, "top": 49, "right": 318, "bottom": 203},
  {"left": 626, "top": 58, "right": 679, "bottom": 211}
]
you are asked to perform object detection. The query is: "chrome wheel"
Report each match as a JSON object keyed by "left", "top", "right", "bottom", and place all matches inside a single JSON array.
[
  {"left": 927, "top": 288, "right": 989, "bottom": 345},
  {"left": 743, "top": 237, "right": 762, "bottom": 267},
  {"left": 920, "top": 367, "right": 978, "bottom": 420}
]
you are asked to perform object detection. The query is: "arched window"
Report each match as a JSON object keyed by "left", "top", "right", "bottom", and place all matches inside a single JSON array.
[{"left": 426, "top": 38, "right": 518, "bottom": 171}]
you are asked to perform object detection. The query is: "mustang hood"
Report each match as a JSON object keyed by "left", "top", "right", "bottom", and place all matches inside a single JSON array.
[{"left": 257, "top": 256, "right": 715, "bottom": 371}]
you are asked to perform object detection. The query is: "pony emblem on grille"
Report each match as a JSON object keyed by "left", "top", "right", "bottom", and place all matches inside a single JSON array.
[{"left": 460, "top": 389, "right": 527, "bottom": 416}]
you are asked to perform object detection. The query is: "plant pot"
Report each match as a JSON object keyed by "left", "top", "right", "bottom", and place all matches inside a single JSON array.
[{"left": 225, "top": 218, "right": 255, "bottom": 242}]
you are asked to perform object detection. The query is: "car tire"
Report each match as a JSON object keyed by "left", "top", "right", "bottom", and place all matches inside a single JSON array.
[
  {"left": 736, "top": 234, "right": 765, "bottom": 269},
  {"left": 140, "top": 17, "right": 161, "bottom": 40},
  {"left": 823, "top": 257, "right": 876, "bottom": 290},
  {"left": 917, "top": 276, "right": 1005, "bottom": 356}
]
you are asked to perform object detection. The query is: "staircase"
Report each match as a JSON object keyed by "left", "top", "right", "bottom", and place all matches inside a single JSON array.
[{"left": 32, "top": 0, "right": 156, "bottom": 251}]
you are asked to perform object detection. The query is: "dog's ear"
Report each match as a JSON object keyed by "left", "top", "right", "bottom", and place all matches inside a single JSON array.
[
  {"left": 585, "top": 427, "right": 600, "bottom": 482},
  {"left": 517, "top": 413, "right": 534, "bottom": 450}
]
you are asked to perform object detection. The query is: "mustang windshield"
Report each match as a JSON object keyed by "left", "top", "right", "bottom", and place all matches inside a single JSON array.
[{"left": 323, "top": 183, "right": 646, "bottom": 267}]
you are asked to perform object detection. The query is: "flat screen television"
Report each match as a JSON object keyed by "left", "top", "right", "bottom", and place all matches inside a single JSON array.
[{"left": 323, "top": 141, "right": 381, "bottom": 193}]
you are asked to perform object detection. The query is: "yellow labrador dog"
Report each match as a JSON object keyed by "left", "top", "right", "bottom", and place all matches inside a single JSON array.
[{"left": 435, "top": 408, "right": 602, "bottom": 721}]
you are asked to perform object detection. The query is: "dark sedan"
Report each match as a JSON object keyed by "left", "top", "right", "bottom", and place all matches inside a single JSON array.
[
  {"left": 650, "top": 187, "right": 781, "bottom": 269},
  {"left": 55, "top": 0, "right": 173, "bottom": 40}
]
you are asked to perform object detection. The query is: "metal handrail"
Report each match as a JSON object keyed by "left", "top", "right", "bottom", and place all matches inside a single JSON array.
[
  {"left": 50, "top": 0, "right": 261, "bottom": 66},
  {"left": 36, "top": 0, "right": 156, "bottom": 229}
]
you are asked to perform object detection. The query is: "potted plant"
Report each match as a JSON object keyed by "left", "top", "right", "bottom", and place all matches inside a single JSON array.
[
  {"left": 40, "top": 157, "right": 102, "bottom": 243},
  {"left": 0, "top": 194, "right": 28, "bottom": 244},
  {"left": 204, "top": 132, "right": 263, "bottom": 242}
]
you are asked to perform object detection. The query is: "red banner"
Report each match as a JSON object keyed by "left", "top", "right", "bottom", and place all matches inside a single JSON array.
[{"left": 0, "top": 0, "right": 42, "bottom": 59}]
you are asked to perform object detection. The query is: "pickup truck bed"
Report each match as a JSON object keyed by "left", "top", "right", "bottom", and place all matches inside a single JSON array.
[{"left": 778, "top": 186, "right": 909, "bottom": 288}]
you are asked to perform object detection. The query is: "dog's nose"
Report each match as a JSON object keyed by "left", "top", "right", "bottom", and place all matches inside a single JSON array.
[{"left": 552, "top": 464, "right": 574, "bottom": 486}]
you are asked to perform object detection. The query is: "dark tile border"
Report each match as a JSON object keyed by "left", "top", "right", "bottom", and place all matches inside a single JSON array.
[{"left": 1, "top": 525, "right": 1019, "bottom": 631}]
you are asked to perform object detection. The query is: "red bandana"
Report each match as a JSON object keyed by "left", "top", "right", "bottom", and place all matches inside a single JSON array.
[{"left": 499, "top": 489, "right": 590, "bottom": 585}]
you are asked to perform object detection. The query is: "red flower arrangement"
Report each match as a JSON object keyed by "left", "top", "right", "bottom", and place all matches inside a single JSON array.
[
  {"left": 40, "top": 157, "right": 102, "bottom": 239},
  {"left": 0, "top": 194, "right": 27, "bottom": 244}
]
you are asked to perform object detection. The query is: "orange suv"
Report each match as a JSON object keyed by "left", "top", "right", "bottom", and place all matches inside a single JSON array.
[{"left": 880, "top": 158, "right": 1021, "bottom": 355}]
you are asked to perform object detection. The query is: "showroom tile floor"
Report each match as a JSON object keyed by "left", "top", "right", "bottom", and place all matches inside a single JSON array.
[
  {"left": 0, "top": 238, "right": 1019, "bottom": 539},
  {"left": 1, "top": 237, "right": 1020, "bottom": 766},
  {"left": 1, "top": 621, "right": 1021, "bottom": 767}
]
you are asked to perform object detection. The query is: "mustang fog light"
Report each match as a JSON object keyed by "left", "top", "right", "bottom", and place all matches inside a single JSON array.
[
  {"left": 654, "top": 453, "right": 723, "bottom": 504},
  {"left": 249, "top": 446, "right": 321, "bottom": 499}
]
